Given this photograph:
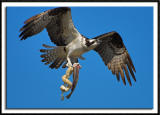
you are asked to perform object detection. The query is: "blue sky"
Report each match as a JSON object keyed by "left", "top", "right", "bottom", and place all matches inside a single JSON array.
[{"left": 6, "top": 7, "right": 153, "bottom": 109}]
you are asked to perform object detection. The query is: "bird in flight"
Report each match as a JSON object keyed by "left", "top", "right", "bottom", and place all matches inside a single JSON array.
[{"left": 19, "top": 7, "right": 136, "bottom": 86}]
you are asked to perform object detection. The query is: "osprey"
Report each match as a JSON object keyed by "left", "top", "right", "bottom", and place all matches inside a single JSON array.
[{"left": 19, "top": 7, "right": 136, "bottom": 86}]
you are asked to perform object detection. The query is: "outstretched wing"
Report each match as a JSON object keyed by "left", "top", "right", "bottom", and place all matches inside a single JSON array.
[
  {"left": 94, "top": 31, "right": 136, "bottom": 86},
  {"left": 19, "top": 7, "right": 81, "bottom": 46}
]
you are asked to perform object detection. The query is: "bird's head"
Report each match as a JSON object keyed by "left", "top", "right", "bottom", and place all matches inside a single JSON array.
[{"left": 85, "top": 39, "right": 101, "bottom": 50}]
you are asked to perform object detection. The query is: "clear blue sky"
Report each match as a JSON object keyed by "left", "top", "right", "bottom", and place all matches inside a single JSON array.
[{"left": 7, "top": 7, "right": 153, "bottom": 109}]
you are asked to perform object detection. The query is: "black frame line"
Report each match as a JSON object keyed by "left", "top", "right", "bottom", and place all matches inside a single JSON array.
[{"left": 1, "top": 0, "right": 159, "bottom": 2}]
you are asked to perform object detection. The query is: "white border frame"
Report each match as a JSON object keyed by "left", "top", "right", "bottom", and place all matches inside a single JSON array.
[{"left": 2, "top": 2, "right": 158, "bottom": 113}]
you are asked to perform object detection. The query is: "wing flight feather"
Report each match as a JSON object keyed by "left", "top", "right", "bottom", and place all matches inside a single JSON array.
[
  {"left": 94, "top": 31, "right": 136, "bottom": 86},
  {"left": 19, "top": 7, "right": 81, "bottom": 46}
]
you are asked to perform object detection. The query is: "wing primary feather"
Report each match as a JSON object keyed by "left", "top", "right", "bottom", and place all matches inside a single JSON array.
[
  {"left": 115, "top": 70, "right": 120, "bottom": 81},
  {"left": 55, "top": 58, "right": 65, "bottom": 69},
  {"left": 49, "top": 58, "right": 61, "bottom": 69},
  {"left": 111, "top": 64, "right": 115, "bottom": 75},
  {"left": 93, "top": 31, "right": 136, "bottom": 85},
  {"left": 41, "top": 58, "right": 48, "bottom": 62},
  {"left": 20, "top": 7, "right": 80, "bottom": 46},
  {"left": 107, "top": 63, "right": 111, "bottom": 70},
  {"left": 20, "top": 20, "right": 34, "bottom": 32},
  {"left": 62, "top": 62, "right": 67, "bottom": 68},
  {"left": 42, "top": 44, "right": 56, "bottom": 48},
  {"left": 24, "top": 12, "right": 45, "bottom": 24},
  {"left": 49, "top": 61, "right": 57, "bottom": 69},
  {"left": 19, "top": 26, "right": 32, "bottom": 38},
  {"left": 40, "top": 54, "right": 46, "bottom": 58},
  {"left": 40, "top": 49, "right": 48, "bottom": 53},
  {"left": 122, "top": 64, "right": 132, "bottom": 86},
  {"left": 119, "top": 66, "right": 126, "bottom": 85},
  {"left": 44, "top": 62, "right": 50, "bottom": 65},
  {"left": 127, "top": 61, "right": 136, "bottom": 82},
  {"left": 55, "top": 58, "right": 63, "bottom": 69},
  {"left": 19, "top": 10, "right": 52, "bottom": 41},
  {"left": 127, "top": 53, "right": 136, "bottom": 72}
]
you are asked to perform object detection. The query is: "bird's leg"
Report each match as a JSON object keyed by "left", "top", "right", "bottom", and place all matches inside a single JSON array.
[{"left": 66, "top": 56, "right": 72, "bottom": 67}]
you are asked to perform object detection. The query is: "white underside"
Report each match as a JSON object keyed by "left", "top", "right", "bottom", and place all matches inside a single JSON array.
[
  {"left": 65, "top": 35, "right": 88, "bottom": 66},
  {"left": 65, "top": 35, "right": 98, "bottom": 67},
  {"left": 66, "top": 35, "right": 88, "bottom": 58}
]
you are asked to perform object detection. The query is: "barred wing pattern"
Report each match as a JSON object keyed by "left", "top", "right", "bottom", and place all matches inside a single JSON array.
[
  {"left": 19, "top": 7, "right": 81, "bottom": 46},
  {"left": 94, "top": 32, "right": 136, "bottom": 86}
]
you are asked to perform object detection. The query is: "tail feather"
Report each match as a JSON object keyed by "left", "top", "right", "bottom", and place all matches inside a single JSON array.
[
  {"left": 49, "top": 58, "right": 62, "bottom": 69},
  {"left": 40, "top": 44, "right": 67, "bottom": 69},
  {"left": 55, "top": 58, "right": 65, "bottom": 69},
  {"left": 42, "top": 44, "right": 56, "bottom": 48}
]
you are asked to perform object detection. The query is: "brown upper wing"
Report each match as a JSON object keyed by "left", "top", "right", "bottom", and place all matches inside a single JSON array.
[
  {"left": 19, "top": 7, "right": 81, "bottom": 46},
  {"left": 94, "top": 31, "right": 136, "bottom": 86}
]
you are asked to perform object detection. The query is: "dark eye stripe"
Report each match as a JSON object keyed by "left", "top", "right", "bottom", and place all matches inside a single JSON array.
[{"left": 85, "top": 40, "right": 95, "bottom": 47}]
